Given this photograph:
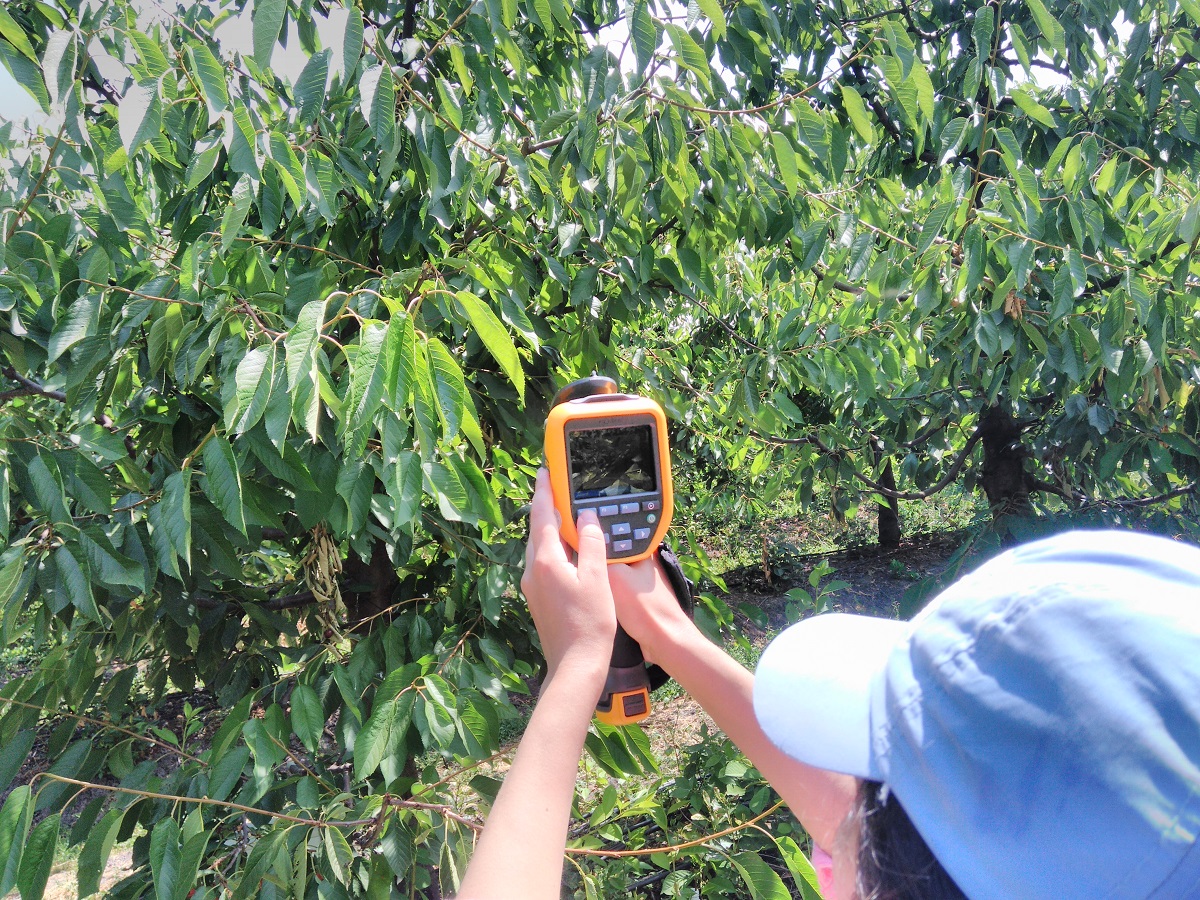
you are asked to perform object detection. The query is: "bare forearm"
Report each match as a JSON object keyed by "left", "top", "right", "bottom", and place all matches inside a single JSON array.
[
  {"left": 456, "top": 664, "right": 600, "bottom": 900},
  {"left": 655, "top": 626, "right": 856, "bottom": 850}
]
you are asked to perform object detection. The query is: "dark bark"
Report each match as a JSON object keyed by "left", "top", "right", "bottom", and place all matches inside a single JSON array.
[
  {"left": 342, "top": 538, "right": 400, "bottom": 630},
  {"left": 978, "top": 405, "right": 1033, "bottom": 520},
  {"left": 877, "top": 462, "right": 902, "bottom": 548}
]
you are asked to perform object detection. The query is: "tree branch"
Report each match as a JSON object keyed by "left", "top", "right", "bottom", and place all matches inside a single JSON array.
[
  {"left": 193, "top": 590, "right": 316, "bottom": 612},
  {"left": 1081, "top": 482, "right": 1198, "bottom": 510},
  {"left": 753, "top": 427, "right": 983, "bottom": 501},
  {"left": 895, "top": 0, "right": 954, "bottom": 42},
  {"left": 3, "top": 366, "right": 136, "bottom": 457}
]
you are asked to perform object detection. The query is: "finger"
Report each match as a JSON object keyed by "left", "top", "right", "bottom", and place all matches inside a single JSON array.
[
  {"left": 527, "top": 468, "right": 568, "bottom": 565},
  {"left": 574, "top": 509, "right": 609, "bottom": 579},
  {"left": 609, "top": 555, "right": 657, "bottom": 591}
]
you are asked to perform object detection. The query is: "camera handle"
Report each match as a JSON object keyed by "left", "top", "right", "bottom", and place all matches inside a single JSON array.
[{"left": 549, "top": 376, "right": 691, "bottom": 726}]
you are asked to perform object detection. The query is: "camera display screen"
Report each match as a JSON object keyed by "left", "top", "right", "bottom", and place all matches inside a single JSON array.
[{"left": 569, "top": 425, "right": 657, "bottom": 500}]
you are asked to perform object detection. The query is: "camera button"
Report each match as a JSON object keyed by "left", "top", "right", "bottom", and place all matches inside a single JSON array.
[
  {"left": 598, "top": 504, "right": 619, "bottom": 517},
  {"left": 641, "top": 500, "right": 660, "bottom": 512},
  {"left": 612, "top": 539, "right": 633, "bottom": 553},
  {"left": 619, "top": 502, "right": 640, "bottom": 514},
  {"left": 611, "top": 522, "right": 632, "bottom": 536},
  {"left": 634, "top": 528, "right": 652, "bottom": 541}
]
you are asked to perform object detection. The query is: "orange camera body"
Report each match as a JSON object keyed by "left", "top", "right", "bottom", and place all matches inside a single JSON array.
[{"left": 544, "top": 393, "right": 673, "bottom": 565}]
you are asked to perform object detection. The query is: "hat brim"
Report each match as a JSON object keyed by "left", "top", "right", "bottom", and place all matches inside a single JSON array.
[{"left": 752, "top": 613, "right": 907, "bottom": 781}]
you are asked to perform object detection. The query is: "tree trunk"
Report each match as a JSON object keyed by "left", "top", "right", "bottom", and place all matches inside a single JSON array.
[
  {"left": 342, "top": 538, "right": 400, "bottom": 630},
  {"left": 978, "top": 405, "right": 1033, "bottom": 521},
  {"left": 873, "top": 440, "right": 901, "bottom": 548}
]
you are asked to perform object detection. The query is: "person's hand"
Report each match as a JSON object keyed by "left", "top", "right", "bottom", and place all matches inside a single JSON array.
[
  {"left": 520, "top": 469, "right": 617, "bottom": 684},
  {"left": 608, "top": 555, "right": 695, "bottom": 666}
]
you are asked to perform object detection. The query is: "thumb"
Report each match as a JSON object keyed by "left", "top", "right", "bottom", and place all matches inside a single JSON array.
[{"left": 574, "top": 509, "right": 608, "bottom": 577}]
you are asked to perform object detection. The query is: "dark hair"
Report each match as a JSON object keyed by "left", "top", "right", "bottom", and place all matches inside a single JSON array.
[{"left": 854, "top": 780, "right": 967, "bottom": 900}]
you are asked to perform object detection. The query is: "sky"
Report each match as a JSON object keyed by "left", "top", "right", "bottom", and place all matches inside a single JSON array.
[
  {"left": 0, "top": 2, "right": 320, "bottom": 131},
  {"left": 0, "top": 6, "right": 1096, "bottom": 136}
]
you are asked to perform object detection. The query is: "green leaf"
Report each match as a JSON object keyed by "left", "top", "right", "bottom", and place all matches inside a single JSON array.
[
  {"left": 17, "top": 813, "right": 59, "bottom": 900},
  {"left": 695, "top": 0, "right": 726, "bottom": 39},
  {"left": 294, "top": 48, "right": 329, "bottom": 123},
  {"left": 840, "top": 85, "right": 874, "bottom": 142},
  {"left": 0, "top": 786, "right": 31, "bottom": 897},
  {"left": 0, "top": 41, "right": 50, "bottom": 114},
  {"left": 628, "top": 3, "right": 657, "bottom": 74},
  {"left": 0, "top": 466, "right": 8, "bottom": 542},
  {"left": 446, "top": 453, "right": 502, "bottom": 527},
  {"left": 383, "top": 313, "right": 417, "bottom": 410},
  {"left": 425, "top": 459, "right": 471, "bottom": 523},
  {"left": 771, "top": 132, "right": 799, "bottom": 197},
  {"left": 0, "top": 7, "right": 36, "bottom": 62},
  {"left": 228, "top": 345, "right": 276, "bottom": 435},
  {"left": 47, "top": 293, "right": 99, "bottom": 363},
  {"left": 344, "top": 322, "right": 388, "bottom": 455},
  {"left": 186, "top": 41, "right": 228, "bottom": 121},
  {"left": 0, "top": 732, "right": 32, "bottom": 795},
  {"left": 1026, "top": 0, "right": 1067, "bottom": 55},
  {"left": 77, "top": 808, "right": 122, "bottom": 898},
  {"left": 911, "top": 60, "right": 935, "bottom": 124},
  {"left": 775, "top": 836, "right": 823, "bottom": 900},
  {"left": 393, "top": 450, "right": 423, "bottom": 529},
  {"left": 28, "top": 449, "right": 70, "bottom": 523},
  {"left": 427, "top": 337, "right": 466, "bottom": 440},
  {"left": 42, "top": 30, "right": 77, "bottom": 109},
  {"left": 207, "top": 746, "right": 250, "bottom": 802},
  {"left": 202, "top": 436, "right": 247, "bottom": 536},
  {"left": 252, "top": 0, "right": 286, "bottom": 69},
  {"left": 150, "top": 818, "right": 182, "bottom": 900},
  {"left": 360, "top": 63, "right": 396, "bottom": 145},
  {"left": 665, "top": 24, "right": 710, "bottom": 90},
  {"left": 118, "top": 80, "right": 162, "bottom": 156},
  {"left": 221, "top": 176, "right": 254, "bottom": 251},
  {"left": 290, "top": 684, "right": 324, "bottom": 752},
  {"left": 147, "top": 304, "right": 182, "bottom": 375},
  {"left": 323, "top": 826, "right": 354, "bottom": 886},
  {"left": 79, "top": 528, "right": 143, "bottom": 590},
  {"left": 56, "top": 544, "right": 98, "bottom": 622},
  {"left": 916, "top": 202, "right": 953, "bottom": 256},
  {"left": 1012, "top": 86, "right": 1056, "bottom": 128},
  {"left": 162, "top": 470, "right": 193, "bottom": 565},
  {"left": 335, "top": 7, "right": 364, "bottom": 81},
  {"left": 286, "top": 300, "right": 326, "bottom": 389},
  {"left": 939, "top": 117, "right": 969, "bottom": 162},
  {"left": 454, "top": 291, "right": 525, "bottom": 399},
  {"left": 355, "top": 696, "right": 394, "bottom": 780},
  {"left": 235, "top": 827, "right": 292, "bottom": 899},
  {"left": 285, "top": 299, "right": 326, "bottom": 442},
  {"left": 267, "top": 132, "right": 305, "bottom": 207},
  {"left": 731, "top": 849, "right": 791, "bottom": 900},
  {"left": 227, "top": 101, "right": 260, "bottom": 177}
]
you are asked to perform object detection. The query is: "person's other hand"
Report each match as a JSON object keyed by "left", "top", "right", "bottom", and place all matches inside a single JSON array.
[
  {"left": 520, "top": 469, "right": 617, "bottom": 684},
  {"left": 608, "top": 555, "right": 695, "bottom": 666}
]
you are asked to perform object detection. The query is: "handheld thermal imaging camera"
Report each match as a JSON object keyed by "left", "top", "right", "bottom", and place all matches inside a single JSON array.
[
  {"left": 544, "top": 377, "right": 673, "bottom": 564},
  {"left": 543, "top": 376, "right": 674, "bottom": 726}
]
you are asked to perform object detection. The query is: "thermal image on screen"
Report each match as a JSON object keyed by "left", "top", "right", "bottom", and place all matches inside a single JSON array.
[{"left": 568, "top": 425, "right": 657, "bottom": 499}]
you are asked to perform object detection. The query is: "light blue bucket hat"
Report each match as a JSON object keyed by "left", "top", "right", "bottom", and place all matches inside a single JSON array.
[{"left": 753, "top": 530, "right": 1200, "bottom": 899}]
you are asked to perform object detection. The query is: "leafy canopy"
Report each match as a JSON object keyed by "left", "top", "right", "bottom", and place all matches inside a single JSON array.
[{"left": 1, "top": 0, "right": 1199, "bottom": 896}]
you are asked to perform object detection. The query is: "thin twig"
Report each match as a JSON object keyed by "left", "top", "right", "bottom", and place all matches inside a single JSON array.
[
  {"left": 3, "top": 697, "right": 204, "bottom": 764},
  {"left": 6, "top": 121, "right": 68, "bottom": 242},
  {"left": 567, "top": 800, "right": 785, "bottom": 857}
]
